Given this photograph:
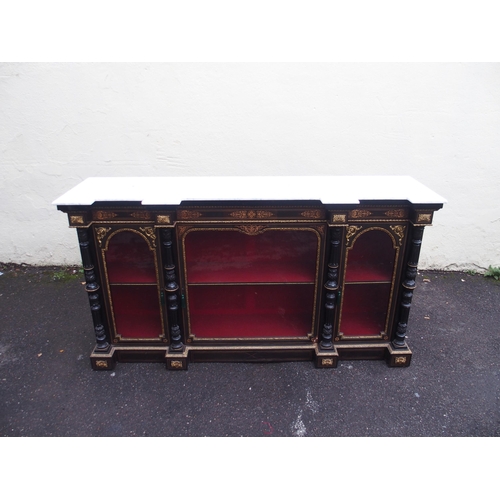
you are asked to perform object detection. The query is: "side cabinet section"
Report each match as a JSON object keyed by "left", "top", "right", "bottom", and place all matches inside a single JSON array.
[{"left": 96, "top": 226, "right": 166, "bottom": 344}]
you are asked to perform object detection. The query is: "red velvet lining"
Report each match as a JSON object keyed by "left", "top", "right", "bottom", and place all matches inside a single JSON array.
[
  {"left": 188, "top": 284, "right": 315, "bottom": 338},
  {"left": 105, "top": 231, "right": 157, "bottom": 284},
  {"left": 339, "top": 283, "right": 392, "bottom": 336},
  {"left": 345, "top": 230, "right": 396, "bottom": 282},
  {"left": 185, "top": 229, "right": 318, "bottom": 284},
  {"left": 110, "top": 285, "right": 162, "bottom": 338}
]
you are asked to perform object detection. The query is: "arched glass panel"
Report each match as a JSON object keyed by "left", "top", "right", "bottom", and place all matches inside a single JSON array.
[
  {"left": 345, "top": 229, "right": 395, "bottom": 282},
  {"left": 104, "top": 230, "right": 162, "bottom": 339},
  {"left": 105, "top": 231, "right": 157, "bottom": 284},
  {"left": 340, "top": 229, "right": 396, "bottom": 337}
]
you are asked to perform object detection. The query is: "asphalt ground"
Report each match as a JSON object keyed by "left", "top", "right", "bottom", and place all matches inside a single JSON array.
[
  {"left": 1, "top": 264, "right": 499, "bottom": 438},
  {"left": 1, "top": 264, "right": 498, "bottom": 498}
]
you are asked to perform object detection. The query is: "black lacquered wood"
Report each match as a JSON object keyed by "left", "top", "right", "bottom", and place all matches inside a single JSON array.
[
  {"left": 393, "top": 226, "right": 425, "bottom": 348},
  {"left": 160, "top": 228, "right": 184, "bottom": 350},
  {"left": 320, "top": 227, "right": 341, "bottom": 349},
  {"left": 77, "top": 228, "right": 110, "bottom": 351}
]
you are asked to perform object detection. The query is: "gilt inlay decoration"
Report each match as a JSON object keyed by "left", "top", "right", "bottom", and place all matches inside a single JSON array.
[
  {"left": 236, "top": 225, "right": 267, "bottom": 235},
  {"left": 70, "top": 215, "right": 85, "bottom": 225},
  {"left": 230, "top": 210, "right": 275, "bottom": 219},
  {"left": 332, "top": 214, "right": 347, "bottom": 223},
  {"left": 156, "top": 215, "right": 171, "bottom": 224},
  {"left": 95, "top": 227, "right": 112, "bottom": 247},
  {"left": 350, "top": 210, "right": 372, "bottom": 219},
  {"left": 300, "top": 210, "right": 322, "bottom": 219},
  {"left": 139, "top": 227, "right": 157, "bottom": 247},
  {"left": 390, "top": 225, "right": 405, "bottom": 246},
  {"left": 179, "top": 210, "right": 202, "bottom": 220},
  {"left": 131, "top": 211, "right": 152, "bottom": 219},
  {"left": 95, "top": 211, "right": 118, "bottom": 220},
  {"left": 417, "top": 213, "right": 432, "bottom": 223},
  {"left": 346, "top": 226, "right": 362, "bottom": 245},
  {"left": 385, "top": 209, "right": 406, "bottom": 218}
]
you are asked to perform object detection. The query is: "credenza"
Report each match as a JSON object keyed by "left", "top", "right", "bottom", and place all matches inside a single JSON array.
[{"left": 54, "top": 176, "right": 445, "bottom": 370}]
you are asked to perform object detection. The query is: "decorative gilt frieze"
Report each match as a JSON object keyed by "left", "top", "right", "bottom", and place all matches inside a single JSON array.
[
  {"left": 321, "top": 358, "right": 334, "bottom": 366},
  {"left": 170, "top": 360, "right": 183, "bottom": 369},
  {"left": 95, "top": 360, "right": 109, "bottom": 368},
  {"left": 350, "top": 209, "right": 372, "bottom": 219},
  {"left": 236, "top": 224, "right": 267, "bottom": 235},
  {"left": 345, "top": 225, "right": 362, "bottom": 246},
  {"left": 156, "top": 215, "right": 171, "bottom": 224},
  {"left": 417, "top": 213, "right": 432, "bottom": 223},
  {"left": 390, "top": 225, "right": 405, "bottom": 246},
  {"left": 385, "top": 209, "right": 406, "bottom": 218},
  {"left": 70, "top": 215, "right": 85, "bottom": 225},
  {"left": 230, "top": 210, "right": 275, "bottom": 219},
  {"left": 95, "top": 211, "right": 118, "bottom": 220},
  {"left": 131, "top": 211, "right": 152, "bottom": 219},
  {"left": 300, "top": 210, "right": 322, "bottom": 219},
  {"left": 139, "top": 227, "right": 157, "bottom": 247},
  {"left": 95, "top": 227, "right": 112, "bottom": 247},
  {"left": 394, "top": 356, "right": 407, "bottom": 365},
  {"left": 179, "top": 210, "right": 202, "bottom": 220},
  {"left": 332, "top": 214, "right": 347, "bottom": 223}
]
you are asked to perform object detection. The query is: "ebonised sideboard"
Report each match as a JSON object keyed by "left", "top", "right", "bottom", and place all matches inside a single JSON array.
[{"left": 54, "top": 176, "right": 445, "bottom": 370}]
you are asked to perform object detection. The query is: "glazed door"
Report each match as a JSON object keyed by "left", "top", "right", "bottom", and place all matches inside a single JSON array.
[
  {"left": 180, "top": 225, "right": 323, "bottom": 340},
  {"left": 97, "top": 226, "right": 165, "bottom": 342},
  {"left": 338, "top": 225, "right": 406, "bottom": 340}
]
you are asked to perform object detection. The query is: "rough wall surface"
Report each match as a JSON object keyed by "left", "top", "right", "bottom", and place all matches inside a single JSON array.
[{"left": 1, "top": 63, "right": 499, "bottom": 269}]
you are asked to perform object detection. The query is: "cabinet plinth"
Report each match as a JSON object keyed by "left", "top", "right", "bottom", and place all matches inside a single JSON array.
[{"left": 54, "top": 176, "right": 445, "bottom": 370}]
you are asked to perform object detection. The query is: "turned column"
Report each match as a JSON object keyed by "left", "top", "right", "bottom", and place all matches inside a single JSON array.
[
  {"left": 319, "top": 227, "right": 341, "bottom": 349},
  {"left": 393, "top": 225, "right": 425, "bottom": 348},
  {"left": 77, "top": 228, "right": 110, "bottom": 352},
  {"left": 160, "top": 228, "right": 184, "bottom": 351}
]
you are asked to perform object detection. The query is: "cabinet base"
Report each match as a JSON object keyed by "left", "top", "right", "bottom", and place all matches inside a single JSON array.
[
  {"left": 315, "top": 345, "right": 339, "bottom": 368},
  {"left": 166, "top": 347, "right": 189, "bottom": 370},
  {"left": 90, "top": 347, "right": 117, "bottom": 371},
  {"left": 89, "top": 342, "right": 412, "bottom": 370},
  {"left": 386, "top": 343, "right": 413, "bottom": 367}
]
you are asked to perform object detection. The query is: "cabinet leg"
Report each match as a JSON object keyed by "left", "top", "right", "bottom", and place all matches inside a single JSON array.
[
  {"left": 90, "top": 346, "right": 116, "bottom": 370},
  {"left": 165, "top": 347, "right": 189, "bottom": 370},
  {"left": 315, "top": 345, "right": 339, "bottom": 368},
  {"left": 386, "top": 344, "right": 412, "bottom": 367}
]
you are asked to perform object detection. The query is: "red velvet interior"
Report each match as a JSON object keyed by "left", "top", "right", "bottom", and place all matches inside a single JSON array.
[
  {"left": 339, "top": 283, "right": 392, "bottom": 336},
  {"left": 184, "top": 229, "right": 318, "bottom": 338},
  {"left": 110, "top": 285, "right": 162, "bottom": 338},
  {"left": 188, "top": 284, "right": 315, "bottom": 338},
  {"left": 105, "top": 231, "right": 157, "bottom": 284},
  {"left": 345, "top": 229, "right": 396, "bottom": 282},
  {"left": 184, "top": 229, "right": 318, "bottom": 284}
]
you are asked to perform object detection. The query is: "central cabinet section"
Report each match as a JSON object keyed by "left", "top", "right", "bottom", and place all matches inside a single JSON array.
[{"left": 180, "top": 226, "right": 322, "bottom": 340}]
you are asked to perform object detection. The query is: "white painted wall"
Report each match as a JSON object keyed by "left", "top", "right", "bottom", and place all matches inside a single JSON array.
[{"left": 1, "top": 62, "right": 499, "bottom": 270}]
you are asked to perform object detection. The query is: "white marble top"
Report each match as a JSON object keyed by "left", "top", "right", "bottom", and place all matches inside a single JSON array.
[{"left": 53, "top": 176, "right": 446, "bottom": 206}]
